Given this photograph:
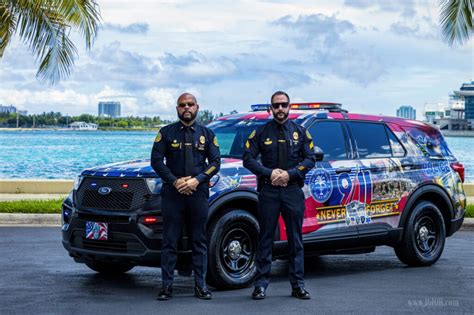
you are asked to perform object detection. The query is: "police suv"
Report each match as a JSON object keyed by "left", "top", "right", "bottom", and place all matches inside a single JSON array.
[{"left": 61, "top": 103, "right": 466, "bottom": 289}]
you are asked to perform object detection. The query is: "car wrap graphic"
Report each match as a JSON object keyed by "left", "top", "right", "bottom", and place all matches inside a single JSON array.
[{"left": 76, "top": 112, "right": 466, "bottom": 243}]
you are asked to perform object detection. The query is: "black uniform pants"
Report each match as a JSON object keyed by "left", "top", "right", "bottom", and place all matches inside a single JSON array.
[
  {"left": 160, "top": 183, "right": 209, "bottom": 288},
  {"left": 255, "top": 184, "right": 305, "bottom": 289}
]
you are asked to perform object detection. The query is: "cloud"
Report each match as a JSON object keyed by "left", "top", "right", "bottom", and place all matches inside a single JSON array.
[
  {"left": 389, "top": 20, "right": 439, "bottom": 40},
  {"left": 271, "top": 14, "right": 385, "bottom": 86},
  {"left": 102, "top": 22, "right": 149, "bottom": 34},
  {"left": 273, "top": 14, "right": 355, "bottom": 47},
  {"left": 344, "top": 0, "right": 416, "bottom": 18},
  {"left": 158, "top": 51, "right": 237, "bottom": 84}
]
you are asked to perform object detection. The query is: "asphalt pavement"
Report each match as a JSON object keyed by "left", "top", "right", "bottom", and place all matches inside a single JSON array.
[{"left": 0, "top": 227, "right": 473, "bottom": 314}]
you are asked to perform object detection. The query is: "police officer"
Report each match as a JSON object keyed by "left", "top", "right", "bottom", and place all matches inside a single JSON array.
[
  {"left": 243, "top": 91, "right": 315, "bottom": 300},
  {"left": 151, "top": 93, "right": 220, "bottom": 300}
]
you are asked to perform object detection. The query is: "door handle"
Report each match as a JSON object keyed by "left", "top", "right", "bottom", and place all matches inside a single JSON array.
[
  {"left": 401, "top": 162, "right": 415, "bottom": 170},
  {"left": 335, "top": 167, "right": 352, "bottom": 174}
]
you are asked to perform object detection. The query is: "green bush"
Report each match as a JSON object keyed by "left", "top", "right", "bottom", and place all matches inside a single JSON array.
[
  {"left": 467, "top": 204, "right": 474, "bottom": 218},
  {"left": 0, "top": 198, "right": 63, "bottom": 213}
]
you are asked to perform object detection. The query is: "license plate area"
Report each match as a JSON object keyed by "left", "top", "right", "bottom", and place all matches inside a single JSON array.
[{"left": 85, "top": 221, "right": 108, "bottom": 241}]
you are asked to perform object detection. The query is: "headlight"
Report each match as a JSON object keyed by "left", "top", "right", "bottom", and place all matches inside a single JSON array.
[
  {"left": 146, "top": 178, "right": 162, "bottom": 194},
  {"left": 73, "top": 175, "right": 84, "bottom": 190}
]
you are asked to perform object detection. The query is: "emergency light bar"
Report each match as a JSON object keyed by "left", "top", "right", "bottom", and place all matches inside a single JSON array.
[{"left": 251, "top": 102, "right": 346, "bottom": 112}]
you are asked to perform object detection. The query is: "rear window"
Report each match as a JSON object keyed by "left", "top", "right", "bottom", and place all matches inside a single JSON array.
[
  {"left": 348, "top": 122, "right": 394, "bottom": 158},
  {"left": 403, "top": 125, "right": 454, "bottom": 159}
]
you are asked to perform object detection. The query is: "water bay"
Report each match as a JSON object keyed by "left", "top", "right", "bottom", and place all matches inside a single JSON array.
[{"left": 1, "top": 130, "right": 473, "bottom": 182}]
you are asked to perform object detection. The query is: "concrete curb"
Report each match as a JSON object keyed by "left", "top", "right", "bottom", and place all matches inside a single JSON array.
[
  {"left": 0, "top": 214, "right": 473, "bottom": 230},
  {"left": 0, "top": 213, "right": 61, "bottom": 225}
]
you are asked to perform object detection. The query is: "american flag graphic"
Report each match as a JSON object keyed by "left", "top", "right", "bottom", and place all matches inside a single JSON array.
[
  {"left": 86, "top": 222, "right": 108, "bottom": 241},
  {"left": 240, "top": 174, "right": 257, "bottom": 188}
]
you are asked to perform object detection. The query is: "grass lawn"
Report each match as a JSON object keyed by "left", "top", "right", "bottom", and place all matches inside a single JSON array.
[{"left": 0, "top": 198, "right": 63, "bottom": 214}]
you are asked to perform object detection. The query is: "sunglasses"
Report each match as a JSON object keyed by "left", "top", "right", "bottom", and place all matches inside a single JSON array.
[
  {"left": 178, "top": 102, "right": 196, "bottom": 108},
  {"left": 271, "top": 102, "right": 289, "bottom": 109}
]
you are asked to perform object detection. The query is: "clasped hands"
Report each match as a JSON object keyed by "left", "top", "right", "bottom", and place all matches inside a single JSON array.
[
  {"left": 174, "top": 176, "right": 199, "bottom": 195},
  {"left": 270, "top": 169, "right": 290, "bottom": 187}
]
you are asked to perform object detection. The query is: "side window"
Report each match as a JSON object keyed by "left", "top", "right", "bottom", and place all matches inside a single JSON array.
[
  {"left": 308, "top": 121, "right": 348, "bottom": 161},
  {"left": 386, "top": 127, "right": 406, "bottom": 157},
  {"left": 348, "top": 122, "right": 391, "bottom": 158}
]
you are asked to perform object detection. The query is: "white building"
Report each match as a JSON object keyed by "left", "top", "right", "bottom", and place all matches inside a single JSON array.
[{"left": 69, "top": 121, "right": 98, "bottom": 130}]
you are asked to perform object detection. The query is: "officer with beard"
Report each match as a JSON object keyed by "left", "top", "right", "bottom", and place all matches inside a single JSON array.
[
  {"left": 243, "top": 91, "right": 315, "bottom": 300},
  {"left": 151, "top": 93, "right": 221, "bottom": 300}
]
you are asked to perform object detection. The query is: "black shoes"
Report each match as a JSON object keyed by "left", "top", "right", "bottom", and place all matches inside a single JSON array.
[
  {"left": 291, "top": 287, "right": 311, "bottom": 300},
  {"left": 194, "top": 286, "right": 212, "bottom": 300},
  {"left": 157, "top": 286, "right": 173, "bottom": 300},
  {"left": 252, "top": 287, "right": 266, "bottom": 300}
]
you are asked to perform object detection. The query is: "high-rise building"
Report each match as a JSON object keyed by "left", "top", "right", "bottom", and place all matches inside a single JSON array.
[
  {"left": 396, "top": 105, "right": 416, "bottom": 120},
  {"left": 0, "top": 105, "right": 17, "bottom": 114},
  {"left": 453, "top": 82, "right": 474, "bottom": 123},
  {"left": 98, "top": 101, "right": 121, "bottom": 117}
]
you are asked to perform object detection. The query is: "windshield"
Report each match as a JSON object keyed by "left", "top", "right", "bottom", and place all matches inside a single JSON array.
[{"left": 207, "top": 119, "right": 268, "bottom": 158}]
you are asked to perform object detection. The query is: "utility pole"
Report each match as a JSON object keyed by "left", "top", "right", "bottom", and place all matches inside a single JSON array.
[
  {"left": 16, "top": 113, "right": 19, "bottom": 128},
  {"left": 32, "top": 115, "right": 35, "bottom": 128}
]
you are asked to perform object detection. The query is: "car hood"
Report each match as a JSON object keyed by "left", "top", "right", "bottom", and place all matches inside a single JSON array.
[{"left": 81, "top": 158, "right": 244, "bottom": 178}]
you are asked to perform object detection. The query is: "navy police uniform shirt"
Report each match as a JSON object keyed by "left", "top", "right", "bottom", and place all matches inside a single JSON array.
[
  {"left": 151, "top": 121, "right": 221, "bottom": 185},
  {"left": 243, "top": 119, "right": 316, "bottom": 183}
]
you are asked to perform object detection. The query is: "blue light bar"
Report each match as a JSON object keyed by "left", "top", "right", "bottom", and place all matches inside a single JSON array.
[{"left": 251, "top": 104, "right": 270, "bottom": 111}]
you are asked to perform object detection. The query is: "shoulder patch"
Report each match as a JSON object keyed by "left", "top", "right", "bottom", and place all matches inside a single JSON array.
[
  {"left": 213, "top": 136, "right": 219, "bottom": 147},
  {"left": 248, "top": 129, "right": 256, "bottom": 139},
  {"left": 306, "top": 130, "right": 312, "bottom": 140},
  {"left": 154, "top": 132, "right": 162, "bottom": 142}
]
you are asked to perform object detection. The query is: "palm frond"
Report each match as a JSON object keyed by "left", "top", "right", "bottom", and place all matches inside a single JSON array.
[
  {"left": 439, "top": 0, "right": 473, "bottom": 46},
  {"left": 3, "top": 0, "right": 100, "bottom": 84},
  {"left": 0, "top": 2, "right": 17, "bottom": 57},
  {"left": 56, "top": 0, "right": 101, "bottom": 49}
]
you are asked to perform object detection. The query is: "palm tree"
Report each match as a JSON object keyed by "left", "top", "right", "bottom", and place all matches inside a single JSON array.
[
  {"left": 0, "top": 0, "right": 101, "bottom": 84},
  {"left": 439, "top": 0, "right": 473, "bottom": 46}
]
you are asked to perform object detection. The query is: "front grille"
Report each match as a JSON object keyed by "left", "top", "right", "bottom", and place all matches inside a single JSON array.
[
  {"left": 76, "top": 177, "right": 150, "bottom": 211},
  {"left": 77, "top": 212, "right": 130, "bottom": 223}
]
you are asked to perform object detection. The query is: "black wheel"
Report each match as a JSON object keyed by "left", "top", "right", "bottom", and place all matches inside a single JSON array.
[
  {"left": 395, "top": 200, "right": 446, "bottom": 266},
  {"left": 85, "top": 261, "right": 135, "bottom": 274},
  {"left": 207, "top": 209, "right": 259, "bottom": 290}
]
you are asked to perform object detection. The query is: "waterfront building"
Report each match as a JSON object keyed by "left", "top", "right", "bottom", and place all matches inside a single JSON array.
[
  {"left": 98, "top": 101, "right": 121, "bottom": 118},
  {"left": 69, "top": 121, "right": 98, "bottom": 131},
  {"left": 396, "top": 105, "right": 416, "bottom": 120},
  {"left": 423, "top": 103, "right": 446, "bottom": 123},
  {"left": 453, "top": 82, "right": 474, "bottom": 123}
]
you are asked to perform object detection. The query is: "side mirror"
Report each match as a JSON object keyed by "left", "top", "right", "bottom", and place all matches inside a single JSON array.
[{"left": 314, "top": 146, "right": 324, "bottom": 161}]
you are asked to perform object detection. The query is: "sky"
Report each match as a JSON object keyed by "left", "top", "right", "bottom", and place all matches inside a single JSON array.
[{"left": 0, "top": 0, "right": 473, "bottom": 120}]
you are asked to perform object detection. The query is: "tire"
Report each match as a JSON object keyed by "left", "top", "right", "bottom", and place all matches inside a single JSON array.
[
  {"left": 207, "top": 209, "right": 259, "bottom": 290},
  {"left": 85, "top": 261, "right": 135, "bottom": 274},
  {"left": 395, "top": 200, "right": 446, "bottom": 267}
]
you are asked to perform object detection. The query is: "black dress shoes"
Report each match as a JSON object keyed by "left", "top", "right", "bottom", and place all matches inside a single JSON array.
[
  {"left": 195, "top": 286, "right": 212, "bottom": 300},
  {"left": 157, "top": 286, "right": 173, "bottom": 300},
  {"left": 291, "top": 287, "right": 311, "bottom": 300},
  {"left": 252, "top": 287, "right": 266, "bottom": 300}
]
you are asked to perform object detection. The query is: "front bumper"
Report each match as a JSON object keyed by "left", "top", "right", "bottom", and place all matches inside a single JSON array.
[{"left": 61, "top": 202, "right": 192, "bottom": 267}]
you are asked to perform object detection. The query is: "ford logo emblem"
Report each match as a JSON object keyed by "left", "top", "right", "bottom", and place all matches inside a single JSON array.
[{"left": 98, "top": 187, "right": 112, "bottom": 195}]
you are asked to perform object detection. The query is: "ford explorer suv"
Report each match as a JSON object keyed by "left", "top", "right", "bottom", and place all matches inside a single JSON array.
[{"left": 61, "top": 103, "right": 466, "bottom": 289}]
